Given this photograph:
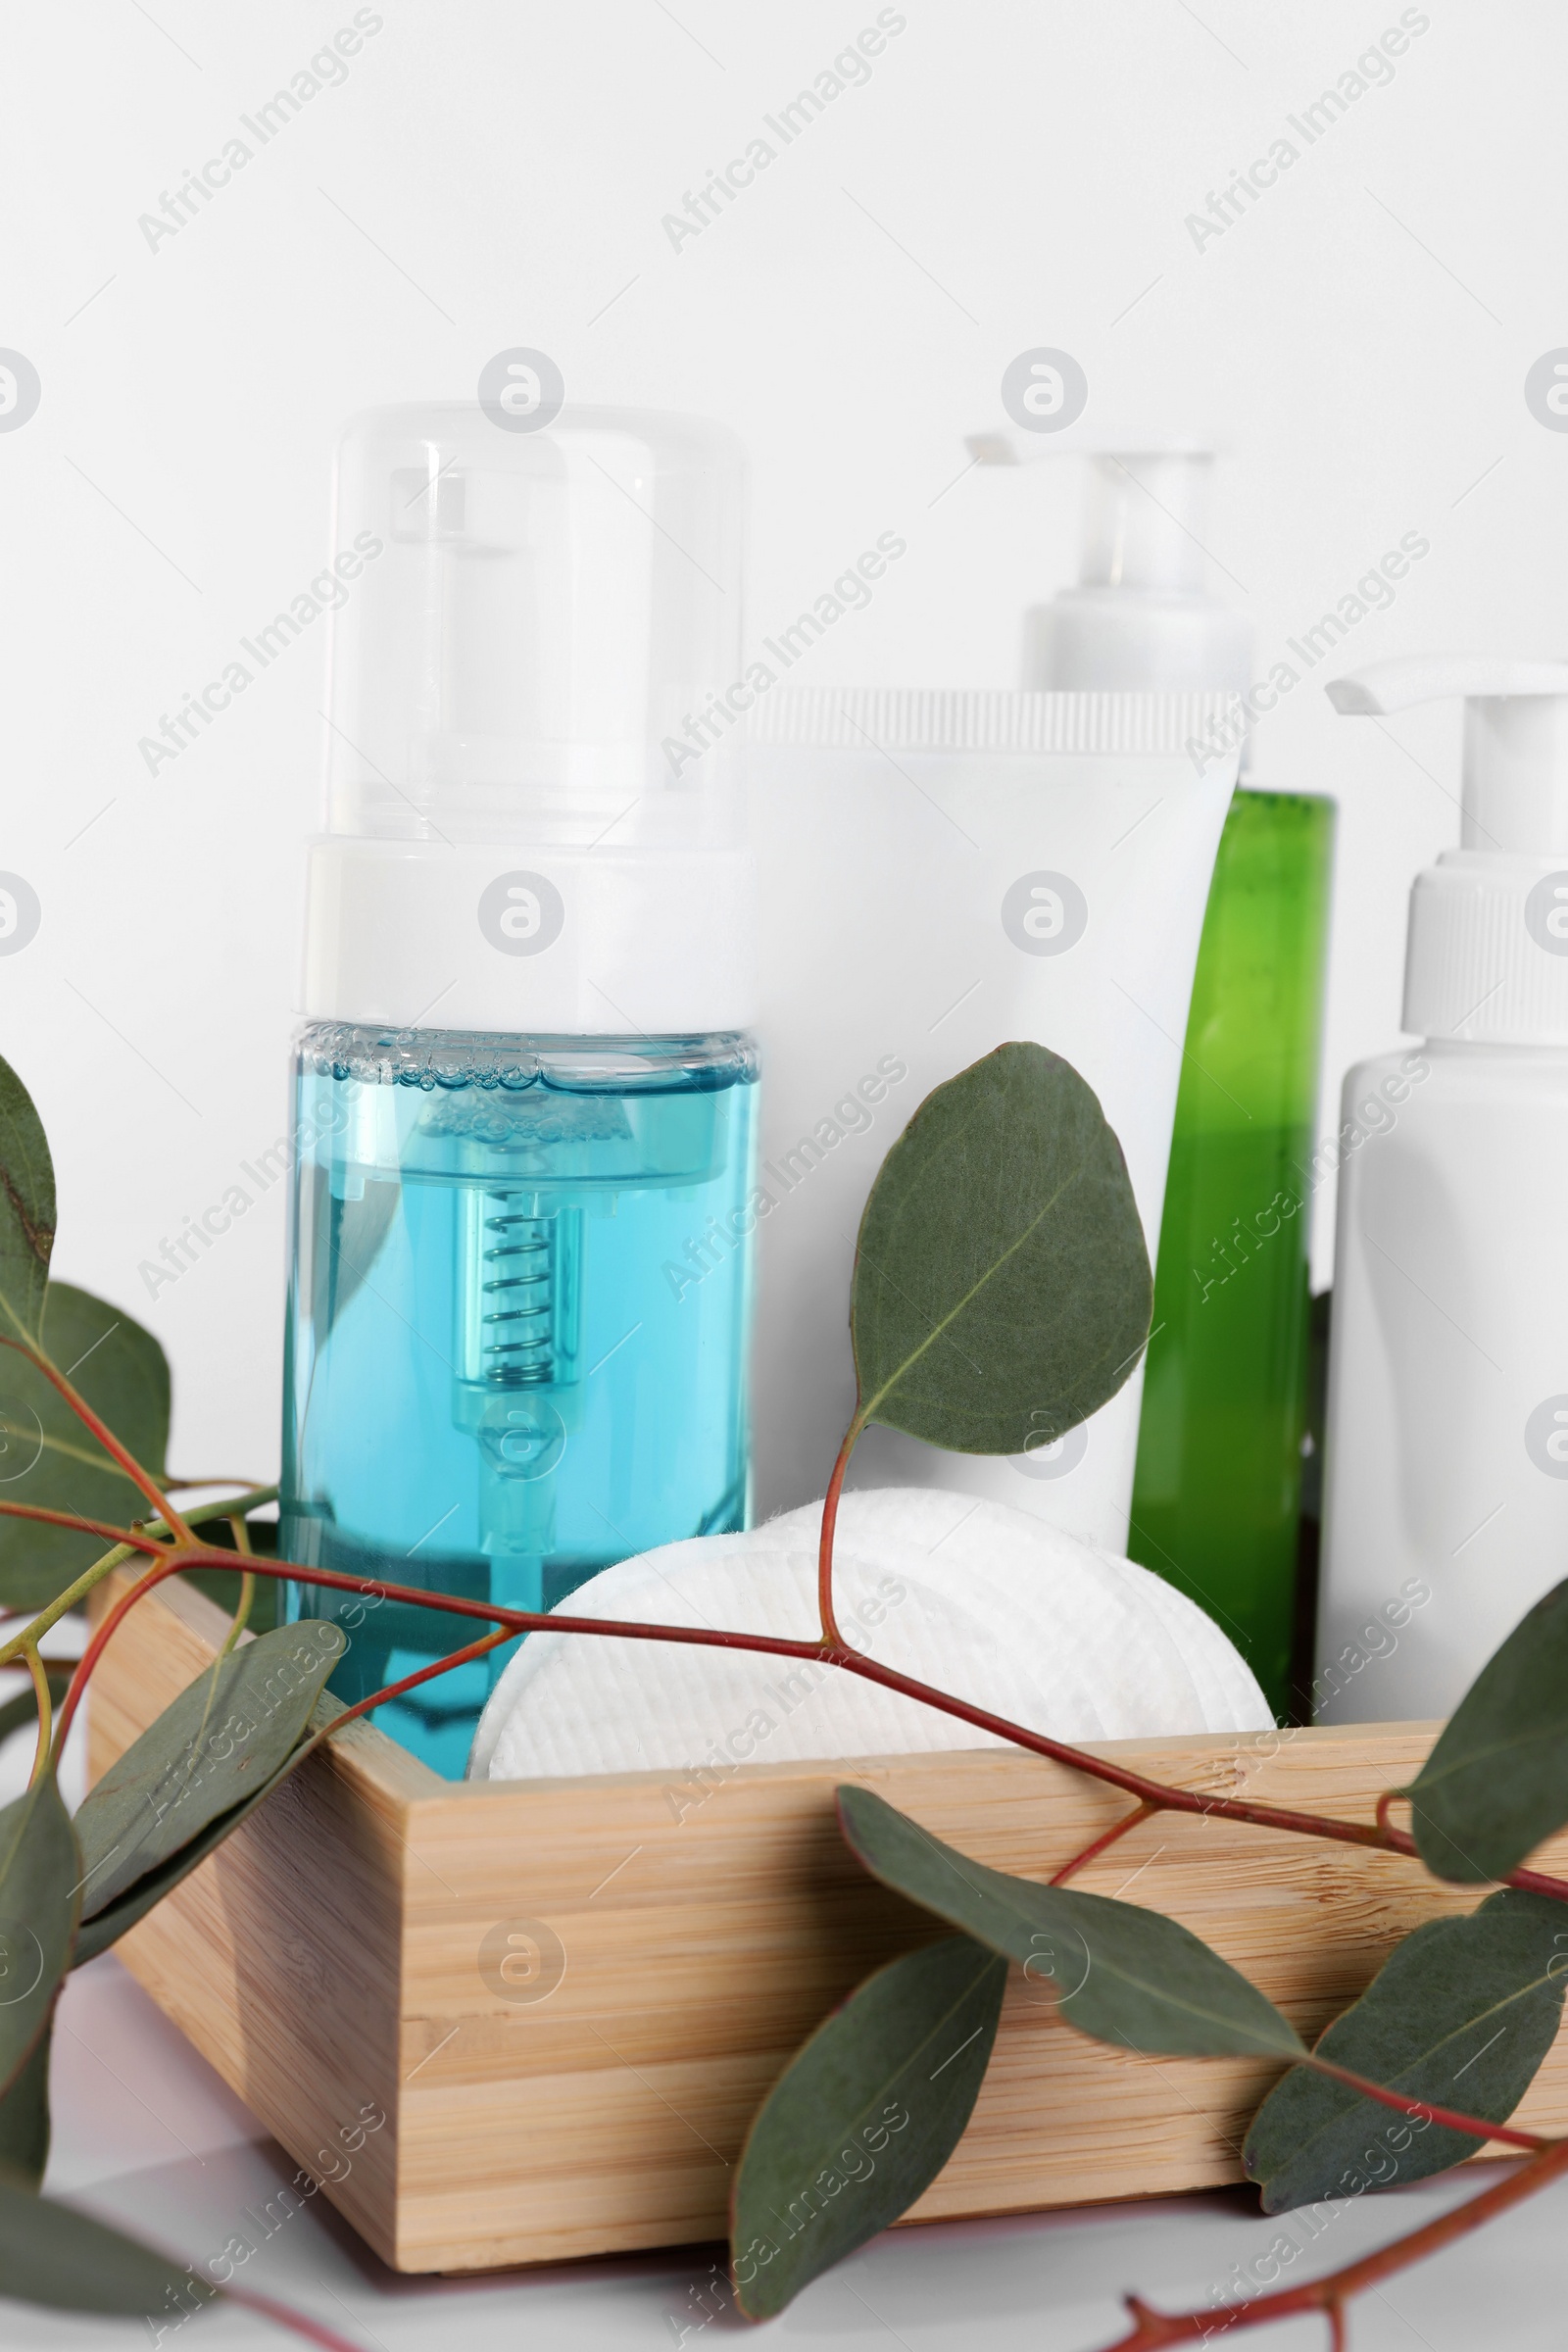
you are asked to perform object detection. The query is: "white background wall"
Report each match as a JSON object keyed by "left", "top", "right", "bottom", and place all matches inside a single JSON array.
[{"left": 3, "top": 0, "right": 1563, "bottom": 1479}]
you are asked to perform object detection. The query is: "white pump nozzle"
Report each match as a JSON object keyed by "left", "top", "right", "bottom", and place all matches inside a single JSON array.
[
  {"left": 1328, "top": 656, "right": 1568, "bottom": 856},
  {"left": 1329, "top": 656, "right": 1568, "bottom": 1045},
  {"left": 966, "top": 437, "right": 1251, "bottom": 698}
]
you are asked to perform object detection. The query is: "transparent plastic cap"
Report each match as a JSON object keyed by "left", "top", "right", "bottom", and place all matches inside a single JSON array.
[{"left": 323, "top": 404, "right": 745, "bottom": 844}]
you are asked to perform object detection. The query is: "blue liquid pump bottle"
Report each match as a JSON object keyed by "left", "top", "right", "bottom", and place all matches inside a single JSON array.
[{"left": 281, "top": 406, "right": 759, "bottom": 1777}]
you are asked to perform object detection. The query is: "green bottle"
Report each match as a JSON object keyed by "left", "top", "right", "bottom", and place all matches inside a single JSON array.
[{"left": 1128, "top": 786, "right": 1336, "bottom": 1720}]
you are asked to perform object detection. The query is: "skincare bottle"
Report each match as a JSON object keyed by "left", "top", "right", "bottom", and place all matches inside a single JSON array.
[
  {"left": 1018, "top": 452, "right": 1337, "bottom": 1720},
  {"left": 280, "top": 405, "right": 759, "bottom": 1776},
  {"left": 996, "top": 444, "right": 1336, "bottom": 1713},
  {"left": 1133, "top": 784, "right": 1334, "bottom": 1719},
  {"left": 744, "top": 445, "right": 1244, "bottom": 1548},
  {"left": 1317, "top": 656, "right": 1568, "bottom": 1721}
]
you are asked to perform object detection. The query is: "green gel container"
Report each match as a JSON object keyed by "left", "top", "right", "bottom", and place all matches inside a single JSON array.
[{"left": 1129, "top": 786, "right": 1336, "bottom": 1721}]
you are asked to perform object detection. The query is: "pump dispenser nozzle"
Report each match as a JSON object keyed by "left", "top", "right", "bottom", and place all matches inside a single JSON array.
[
  {"left": 1327, "top": 656, "right": 1568, "bottom": 855},
  {"left": 1329, "top": 655, "right": 1568, "bottom": 1044},
  {"left": 968, "top": 436, "right": 1251, "bottom": 698}
]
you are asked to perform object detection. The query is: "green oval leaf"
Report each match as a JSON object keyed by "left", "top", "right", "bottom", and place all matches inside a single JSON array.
[
  {"left": 0, "top": 1776, "right": 79, "bottom": 2104},
  {"left": 73, "top": 1731, "right": 334, "bottom": 1967},
  {"left": 730, "top": 1936, "right": 1005, "bottom": 2321},
  {"left": 1245, "top": 1889, "right": 1568, "bottom": 2212},
  {"left": 0, "top": 2169, "right": 219, "bottom": 2319},
  {"left": 850, "top": 1043, "right": 1152, "bottom": 1454},
  {"left": 1402, "top": 1579, "right": 1568, "bottom": 1883},
  {"left": 0, "top": 1284, "right": 171, "bottom": 1611},
  {"left": 0, "top": 1059, "right": 54, "bottom": 1351},
  {"left": 838, "top": 1786, "right": 1302, "bottom": 2060},
  {"left": 0, "top": 2014, "right": 53, "bottom": 2188},
  {"left": 74, "top": 1619, "right": 345, "bottom": 1926}
]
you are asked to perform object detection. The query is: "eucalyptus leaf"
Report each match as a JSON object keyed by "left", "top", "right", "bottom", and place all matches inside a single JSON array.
[
  {"left": 1245, "top": 1890, "right": 1568, "bottom": 2213},
  {"left": 74, "top": 1620, "right": 345, "bottom": 1924},
  {"left": 850, "top": 1043, "right": 1152, "bottom": 1455},
  {"left": 0, "top": 2015, "right": 52, "bottom": 2187},
  {"left": 72, "top": 1730, "right": 340, "bottom": 1967},
  {"left": 838, "top": 1787, "right": 1302, "bottom": 2060},
  {"left": 0, "top": 1776, "right": 78, "bottom": 2104},
  {"left": 1402, "top": 1578, "right": 1568, "bottom": 1883},
  {"left": 0, "top": 1283, "right": 170, "bottom": 1611},
  {"left": 730, "top": 1936, "right": 1004, "bottom": 2320},
  {"left": 0, "top": 1058, "right": 54, "bottom": 1351},
  {"left": 0, "top": 2168, "right": 220, "bottom": 2320}
]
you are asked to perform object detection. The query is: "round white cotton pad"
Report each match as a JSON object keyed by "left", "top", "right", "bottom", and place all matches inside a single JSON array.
[
  {"left": 765, "top": 1489, "right": 1269, "bottom": 1742},
  {"left": 469, "top": 1488, "right": 1270, "bottom": 1782}
]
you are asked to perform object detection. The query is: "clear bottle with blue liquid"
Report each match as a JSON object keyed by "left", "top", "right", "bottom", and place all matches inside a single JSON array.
[{"left": 281, "top": 404, "right": 759, "bottom": 1777}]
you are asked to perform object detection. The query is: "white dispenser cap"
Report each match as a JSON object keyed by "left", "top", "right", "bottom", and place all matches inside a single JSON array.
[
  {"left": 969, "top": 439, "right": 1251, "bottom": 698},
  {"left": 1328, "top": 656, "right": 1568, "bottom": 1044},
  {"left": 303, "top": 403, "right": 758, "bottom": 1036}
]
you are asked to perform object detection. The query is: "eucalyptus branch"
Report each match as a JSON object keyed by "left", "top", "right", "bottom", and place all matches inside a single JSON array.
[
  {"left": 816, "top": 1412, "right": 863, "bottom": 1649},
  {"left": 0, "top": 1332, "right": 192, "bottom": 1542},
  {"left": 1050, "top": 1800, "right": 1159, "bottom": 1886},
  {"left": 217, "top": 1511, "right": 257, "bottom": 1658},
  {"left": 205, "top": 2283, "right": 367, "bottom": 2352},
  {"left": 22, "top": 1643, "right": 50, "bottom": 1786},
  {"left": 62, "top": 1542, "right": 1568, "bottom": 1908},
  {"left": 164, "top": 1475, "right": 270, "bottom": 1493},
  {"left": 0, "top": 1485, "right": 278, "bottom": 1670},
  {"left": 62, "top": 1541, "right": 1568, "bottom": 2351},
  {"left": 1105, "top": 2133, "right": 1568, "bottom": 2350}
]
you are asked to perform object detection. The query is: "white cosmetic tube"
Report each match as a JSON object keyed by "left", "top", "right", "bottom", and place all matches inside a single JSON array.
[{"left": 745, "top": 685, "right": 1242, "bottom": 1551}]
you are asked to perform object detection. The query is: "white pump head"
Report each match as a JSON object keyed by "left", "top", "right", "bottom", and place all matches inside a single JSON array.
[
  {"left": 1329, "top": 655, "right": 1568, "bottom": 1046},
  {"left": 968, "top": 436, "right": 1251, "bottom": 699},
  {"left": 1327, "top": 656, "right": 1568, "bottom": 856}
]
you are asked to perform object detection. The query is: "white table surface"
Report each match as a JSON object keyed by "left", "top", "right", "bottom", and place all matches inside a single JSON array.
[
  {"left": 11, "top": 1947, "right": 1558, "bottom": 2352},
  {"left": 4, "top": 1683, "right": 1560, "bottom": 2350}
]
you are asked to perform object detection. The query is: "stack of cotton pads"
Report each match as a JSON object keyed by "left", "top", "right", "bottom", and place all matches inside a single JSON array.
[{"left": 468, "top": 1488, "right": 1270, "bottom": 1782}]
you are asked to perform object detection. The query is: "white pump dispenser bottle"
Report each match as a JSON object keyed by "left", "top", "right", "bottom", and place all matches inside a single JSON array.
[
  {"left": 1317, "top": 654, "right": 1568, "bottom": 1721},
  {"left": 1018, "top": 448, "right": 1253, "bottom": 700}
]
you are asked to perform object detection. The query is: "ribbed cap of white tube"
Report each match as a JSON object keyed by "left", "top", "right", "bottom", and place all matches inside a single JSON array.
[
  {"left": 302, "top": 402, "right": 757, "bottom": 1035},
  {"left": 1329, "top": 656, "right": 1568, "bottom": 1045}
]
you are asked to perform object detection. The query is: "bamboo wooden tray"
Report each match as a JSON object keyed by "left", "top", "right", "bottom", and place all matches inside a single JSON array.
[{"left": 85, "top": 1572, "right": 1568, "bottom": 2276}]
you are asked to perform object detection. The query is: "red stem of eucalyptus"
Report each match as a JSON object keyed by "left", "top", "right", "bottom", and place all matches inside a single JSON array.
[
  {"left": 1107, "top": 2133, "right": 1568, "bottom": 2349},
  {"left": 49, "top": 1541, "right": 1568, "bottom": 1907},
  {"left": 0, "top": 1499, "right": 169, "bottom": 1552},
  {"left": 1302, "top": 2055, "right": 1545, "bottom": 2152},
  {"left": 1050, "top": 1799, "right": 1158, "bottom": 1885},
  {"left": 223, "top": 2285, "right": 368, "bottom": 2352},
  {"left": 816, "top": 1415, "right": 861, "bottom": 1650}
]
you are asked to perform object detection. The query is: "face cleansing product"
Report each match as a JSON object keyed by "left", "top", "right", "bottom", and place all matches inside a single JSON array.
[
  {"left": 745, "top": 629, "right": 1241, "bottom": 1547},
  {"left": 974, "top": 442, "right": 1335, "bottom": 1713},
  {"left": 280, "top": 405, "right": 758, "bottom": 1776},
  {"left": 1132, "top": 787, "right": 1334, "bottom": 1719},
  {"left": 1024, "top": 451, "right": 1337, "bottom": 1723},
  {"left": 1317, "top": 655, "right": 1568, "bottom": 1720}
]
